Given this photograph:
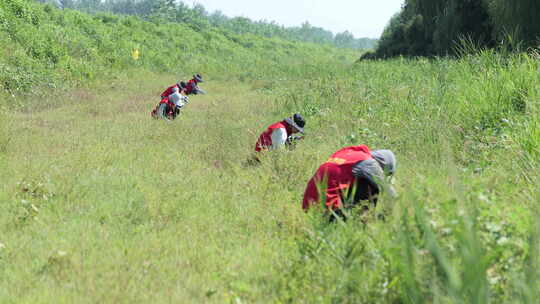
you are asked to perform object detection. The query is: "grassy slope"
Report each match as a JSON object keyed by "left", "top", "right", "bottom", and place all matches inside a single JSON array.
[
  {"left": 2, "top": 1, "right": 540, "bottom": 303},
  {"left": 0, "top": 0, "right": 356, "bottom": 99},
  {"left": 2, "top": 52, "right": 540, "bottom": 303}
]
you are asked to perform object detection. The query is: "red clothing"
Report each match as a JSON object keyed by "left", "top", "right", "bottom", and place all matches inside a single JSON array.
[
  {"left": 302, "top": 145, "right": 373, "bottom": 210},
  {"left": 160, "top": 84, "right": 179, "bottom": 98},
  {"left": 185, "top": 79, "right": 198, "bottom": 94},
  {"left": 255, "top": 120, "right": 292, "bottom": 152}
]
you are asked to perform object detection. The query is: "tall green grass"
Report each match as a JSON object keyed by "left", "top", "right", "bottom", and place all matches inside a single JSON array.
[
  {"left": 2, "top": 1, "right": 540, "bottom": 303},
  {"left": 264, "top": 50, "right": 540, "bottom": 303}
]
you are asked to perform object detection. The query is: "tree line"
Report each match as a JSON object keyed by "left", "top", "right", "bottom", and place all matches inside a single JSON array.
[
  {"left": 364, "top": 0, "right": 540, "bottom": 59},
  {"left": 35, "top": 0, "right": 377, "bottom": 50}
]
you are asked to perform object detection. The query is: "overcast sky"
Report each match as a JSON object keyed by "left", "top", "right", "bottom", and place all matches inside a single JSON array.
[{"left": 184, "top": 0, "right": 404, "bottom": 38}]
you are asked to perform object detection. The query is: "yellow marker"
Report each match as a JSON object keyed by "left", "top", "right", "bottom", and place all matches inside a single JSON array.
[{"left": 132, "top": 48, "right": 140, "bottom": 60}]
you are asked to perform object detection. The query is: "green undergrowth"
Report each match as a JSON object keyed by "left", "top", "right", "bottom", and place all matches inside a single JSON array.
[{"left": 2, "top": 1, "right": 540, "bottom": 303}]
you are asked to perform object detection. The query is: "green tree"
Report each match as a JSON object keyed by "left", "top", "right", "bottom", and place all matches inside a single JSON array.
[
  {"left": 334, "top": 30, "right": 355, "bottom": 48},
  {"left": 488, "top": 0, "right": 540, "bottom": 47},
  {"left": 372, "top": 0, "right": 496, "bottom": 58}
]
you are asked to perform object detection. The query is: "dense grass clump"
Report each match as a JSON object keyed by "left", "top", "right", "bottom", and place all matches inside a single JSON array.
[{"left": 2, "top": 2, "right": 540, "bottom": 303}]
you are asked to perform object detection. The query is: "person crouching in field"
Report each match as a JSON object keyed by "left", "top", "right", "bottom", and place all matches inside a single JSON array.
[
  {"left": 185, "top": 74, "right": 205, "bottom": 95},
  {"left": 160, "top": 81, "right": 187, "bottom": 99},
  {"left": 168, "top": 86, "right": 188, "bottom": 112},
  {"left": 151, "top": 86, "right": 188, "bottom": 119},
  {"left": 255, "top": 113, "right": 306, "bottom": 152},
  {"left": 302, "top": 145, "right": 396, "bottom": 221}
]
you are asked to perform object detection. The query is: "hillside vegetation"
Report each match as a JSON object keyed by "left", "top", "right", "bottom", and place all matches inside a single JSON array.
[
  {"left": 35, "top": 0, "right": 377, "bottom": 50},
  {"left": 368, "top": 0, "right": 540, "bottom": 58},
  {"left": 0, "top": 0, "right": 357, "bottom": 98},
  {"left": 2, "top": 1, "right": 540, "bottom": 303}
]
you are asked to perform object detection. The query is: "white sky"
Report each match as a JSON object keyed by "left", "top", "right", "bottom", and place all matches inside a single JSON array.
[{"left": 184, "top": 0, "right": 404, "bottom": 38}]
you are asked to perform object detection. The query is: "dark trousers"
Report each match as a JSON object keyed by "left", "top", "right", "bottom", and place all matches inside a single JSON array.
[{"left": 329, "top": 177, "right": 379, "bottom": 222}]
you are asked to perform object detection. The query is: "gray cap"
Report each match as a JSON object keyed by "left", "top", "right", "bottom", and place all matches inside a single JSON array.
[
  {"left": 371, "top": 150, "right": 396, "bottom": 176},
  {"left": 352, "top": 150, "right": 397, "bottom": 198},
  {"left": 372, "top": 149, "right": 397, "bottom": 198}
]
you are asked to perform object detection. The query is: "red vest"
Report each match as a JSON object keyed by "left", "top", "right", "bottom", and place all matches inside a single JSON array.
[
  {"left": 302, "top": 145, "right": 373, "bottom": 210},
  {"left": 185, "top": 79, "right": 198, "bottom": 94},
  {"left": 160, "top": 84, "right": 178, "bottom": 98},
  {"left": 255, "top": 121, "right": 291, "bottom": 152}
]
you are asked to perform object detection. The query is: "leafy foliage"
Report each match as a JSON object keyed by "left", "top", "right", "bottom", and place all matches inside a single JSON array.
[
  {"left": 33, "top": 0, "right": 377, "bottom": 50},
  {"left": 367, "top": 0, "right": 540, "bottom": 58},
  {"left": 0, "top": 0, "right": 357, "bottom": 96}
]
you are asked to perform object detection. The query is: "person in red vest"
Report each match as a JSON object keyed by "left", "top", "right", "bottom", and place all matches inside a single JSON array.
[
  {"left": 255, "top": 113, "right": 306, "bottom": 152},
  {"left": 185, "top": 74, "right": 205, "bottom": 95},
  {"left": 160, "top": 81, "right": 187, "bottom": 98},
  {"left": 302, "top": 145, "right": 396, "bottom": 220}
]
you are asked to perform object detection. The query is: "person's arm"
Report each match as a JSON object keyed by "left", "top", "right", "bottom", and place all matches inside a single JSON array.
[
  {"left": 270, "top": 128, "right": 288, "bottom": 150},
  {"left": 302, "top": 177, "right": 319, "bottom": 210}
]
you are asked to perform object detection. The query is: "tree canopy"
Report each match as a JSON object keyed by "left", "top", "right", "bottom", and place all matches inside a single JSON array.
[
  {"left": 367, "top": 0, "right": 540, "bottom": 58},
  {"left": 36, "top": 0, "right": 378, "bottom": 50}
]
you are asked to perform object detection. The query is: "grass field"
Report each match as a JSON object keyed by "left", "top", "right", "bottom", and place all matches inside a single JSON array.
[{"left": 1, "top": 50, "right": 540, "bottom": 303}]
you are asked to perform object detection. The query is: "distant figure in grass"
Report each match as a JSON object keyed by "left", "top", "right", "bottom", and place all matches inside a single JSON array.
[
  {"left": 185, "top": 74, "right": 206, "bottom": 95},
  {"left": 168, "top": 86, "right": 189, "bottom": 110},
  {"left": 159, "top": 73, "right": 205, "bottom": 98},
  {"left": 302, "top": 145, "right": 396, "bottom": 221},
  {"left": 160, "top": 81, "right": 188, "bottom": 99},
  {"left": 151, "top": 86, "right": 188, "bottom": 120},
  {"left": 254, "top": 113, "right": 306, "bottom": 152}
]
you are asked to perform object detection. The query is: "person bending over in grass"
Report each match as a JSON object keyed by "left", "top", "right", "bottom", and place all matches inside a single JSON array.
[
  {"left": 185, "top": 74, "right": 206, "bottom": 95},
  {"left": 254, "top": 113, "right": 306, "bottom": 152},
  {"left": 302, "top": 145, "right": 396, "bottom": 221},
  {"left": 151, "top": 85, "right": 188, "bottom": 119},
  {"left": 168, "top": 86, "right": 189, "bottom": 111},
  {"left": 160, "top": 81, "right": 188, "bottom": 98}
]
